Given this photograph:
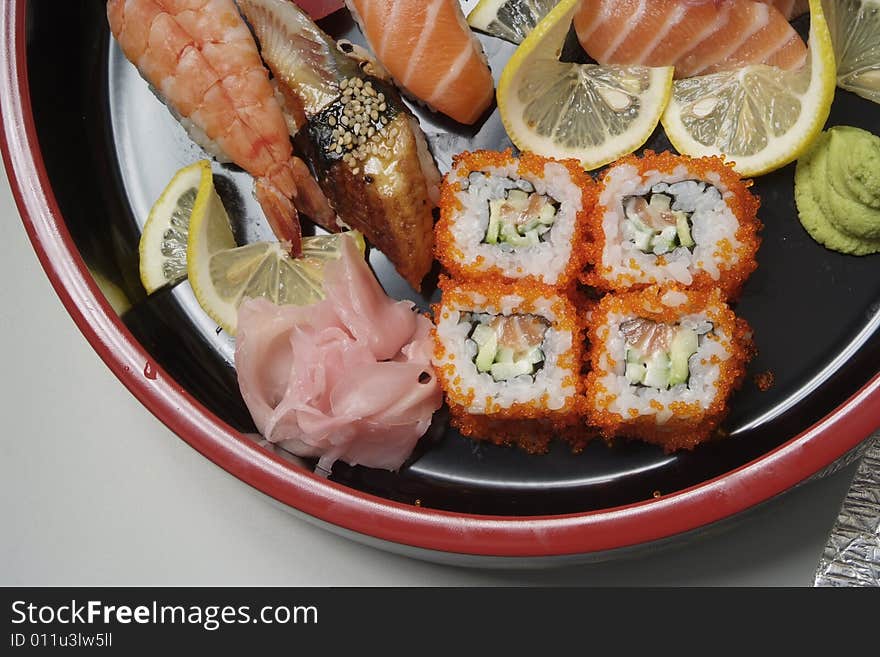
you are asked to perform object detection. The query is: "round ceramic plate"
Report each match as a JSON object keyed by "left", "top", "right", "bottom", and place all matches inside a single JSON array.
[{"left": 2, "top": 0, "right": 879, "bottom": 562}]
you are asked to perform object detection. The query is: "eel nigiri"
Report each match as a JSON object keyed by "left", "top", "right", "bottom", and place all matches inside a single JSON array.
[
  {"left": 574, "top": 0, "right": 808, "bottom": 79},
  {"left": 106, "top": 0, "right": 337, "bottom": 255},
  {"left": 344, "top": 0, "right": 495, "bottom": 125},
  {"left": 237, "top": 0, "right": 441, "bottom": 290}
]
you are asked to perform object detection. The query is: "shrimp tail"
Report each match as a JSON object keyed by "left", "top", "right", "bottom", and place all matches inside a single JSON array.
[
  {"left": 255, "top": 178, "right": 303, "bottom": 257},
  {"left": 256, "top": 155, "right": 342, "bottom": 256},
  {"left": 289, "top": 156, "right": 340, "bottom": 232}
]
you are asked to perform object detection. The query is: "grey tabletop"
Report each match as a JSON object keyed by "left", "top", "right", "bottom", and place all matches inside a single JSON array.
[{"left": 0, "top": 163, "right": 870, "bottom": 587}]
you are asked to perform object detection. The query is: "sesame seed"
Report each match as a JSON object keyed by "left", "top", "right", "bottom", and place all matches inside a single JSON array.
[
  {"left": 328, "top": 115, "right": 336, "bottom": 126},
  {"left": 370, "top": 110, "right": 378, "bottom": 121},
  {"left": 352, "top": 167, "right": 360, "bottom": 175},
  {"left": 378, "top": 103, "right": 387, "bottom": 112},
  {"left": 340, "top": 79, "right": 349, "bottom": 90},
  {"left": 341, "top": 116, "right": 349, "bottom": 126},
  {"left": 367, "top": 127, "right": 375, "bottom": 138},
  {"left": 354, "top": 78, "right": 363, "bottom": 88},
  {"left": 335, "top": 145, "right": 342, "bottom": 154}
]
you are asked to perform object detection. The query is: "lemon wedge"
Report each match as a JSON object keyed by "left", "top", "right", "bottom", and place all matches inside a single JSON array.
[
  {"left": 496, "top": 0, "right": 674, "bottom": 171},
  {"left": 185, "top": 173, "right": 365, "bottom": 335},
  {"left": 467, "top": 0, "right": 557, "bottom": 44},
  {"left": 661, "top": 0, "right": 836, "bottom": 176},
  {"left": 826, "top": 0, "right": 880, "bottom": 103},
  {"left": 138, "top": 160, "right": 211, "bottom": 294}
]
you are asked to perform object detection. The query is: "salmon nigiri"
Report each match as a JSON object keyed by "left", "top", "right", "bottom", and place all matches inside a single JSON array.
[
  {"left": 574, "top": 0, "right": 808, "bottom": 79},
  {"left": 344, "top": 0, "right": 495, "bottom": 125}
]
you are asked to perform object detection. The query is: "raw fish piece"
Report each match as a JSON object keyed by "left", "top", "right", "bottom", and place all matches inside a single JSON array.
[
  {"left": 234, "top": 236, "right": 442, "bottom": 473},
  {"left": 345, "top": 0, "right": 495, "bottom": 125},
  {"left": 574, "top": 0, "right": 808, "bottom": 79}
]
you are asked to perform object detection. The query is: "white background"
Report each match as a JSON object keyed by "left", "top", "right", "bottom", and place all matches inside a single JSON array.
[{"left": 0, "top": 163, "right": 872, "bottom": 586}]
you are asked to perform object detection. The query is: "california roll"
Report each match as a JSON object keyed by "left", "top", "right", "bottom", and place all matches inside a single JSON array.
[
  {"left": 584, "top": 151, "right": 761, "bottom": 299},
  {"left": 432, "top": 277, "right": 584, "bottom": 452},
  {"left": 435, "top": 149, "right": 595, "bottom": 288},
  {"left": 583, "top": 285, "right": 753, "bottom": 450}
]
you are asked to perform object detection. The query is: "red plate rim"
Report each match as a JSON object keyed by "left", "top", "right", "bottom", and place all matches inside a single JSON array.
[{"left": 3, "top": 0, "right": 879, "bottom": 559}]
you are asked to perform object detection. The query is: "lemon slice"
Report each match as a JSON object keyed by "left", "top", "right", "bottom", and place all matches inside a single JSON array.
[
  {"left": 467, "top": 0, "right": 557, "bottom": 44},
  {"left": 138, "top": 160, "right": 211, "bottom": 294},
  {"left": 186, "top": 177, "right": 365, "bottom": 334},
  {"left": 826, "top": 0, "right": 880, "bottom": 103},
  {"left": 497, "top": 0, "right": 674, "bottom": 171},
  {"left": 661, "top": 0, "right": 836, "bottom": 177}
]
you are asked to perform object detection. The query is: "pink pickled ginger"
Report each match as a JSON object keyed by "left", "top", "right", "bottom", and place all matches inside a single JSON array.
[{"left": 234, "top": 235, "right": 441, "bottom": 473}]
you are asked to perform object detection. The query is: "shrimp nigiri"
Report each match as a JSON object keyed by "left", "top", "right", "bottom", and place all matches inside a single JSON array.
[
  {"left": 106, "top": 0, "right": 338, "bottom": 255},
  {"left": 344, "top": 0, "right": 495, "bottom": 125}
]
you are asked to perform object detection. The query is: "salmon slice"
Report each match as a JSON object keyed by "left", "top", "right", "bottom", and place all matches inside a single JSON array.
[
  {"left": 574, "top": 0, "right": 808, "bottom": 79},
  {"left": 612, "top": 1, "right": 689, "bottom": 66},
  {"left": 642, "top": 2, "right": 732, "bottom": 70},
  {"left": 707, "top": 4, "right": 808, "bottom": 74},
  {"left": 678, "top": 2, "right": 773, "bottom": 77},
  {"left": 345, "top": 0, "right": 495, "bottom": 125}
]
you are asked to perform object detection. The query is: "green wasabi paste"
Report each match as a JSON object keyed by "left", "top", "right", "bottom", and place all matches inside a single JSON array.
[{"left": 794, "top": 125, "right": 880, "bottom": 255}]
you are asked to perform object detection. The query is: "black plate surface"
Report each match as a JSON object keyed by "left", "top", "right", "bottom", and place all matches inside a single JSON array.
[{"left": 26, "top": 1, "right": 880, "bottom": 516}]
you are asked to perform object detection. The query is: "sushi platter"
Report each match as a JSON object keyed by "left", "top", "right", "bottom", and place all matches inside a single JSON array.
[{"left": 2, "top": 0, "right": 879, "bottom": 561}]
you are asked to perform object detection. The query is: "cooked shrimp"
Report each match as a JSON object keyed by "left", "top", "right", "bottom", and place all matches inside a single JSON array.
[{"left": 106, "top": 0, "right": 336, "bottom": 254}]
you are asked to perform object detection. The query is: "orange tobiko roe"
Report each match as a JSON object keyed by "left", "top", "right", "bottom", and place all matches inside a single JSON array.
[
  {"left": 582, "top": 150, "right": 762, "bottom": 301},
  {"left": 435, "top": 149, "right": 598, "bottom": 290},
  {"left": 583, "top": 284, "right": 755, "bottom": 451}
]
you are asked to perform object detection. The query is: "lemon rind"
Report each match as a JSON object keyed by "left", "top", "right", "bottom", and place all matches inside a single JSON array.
[
  {"left": 466, "top": 0, "right": 507, "bottom": 31},
  {"left": 138, "top": 160, "right": 211, "bottom": 294},
  {"left": 661, "top": 0, "right": 836, "bottom": 177},
  {"left": 186, "top": 168, "right": 239, "bottom": 334}
]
